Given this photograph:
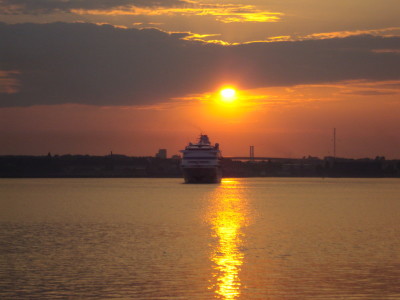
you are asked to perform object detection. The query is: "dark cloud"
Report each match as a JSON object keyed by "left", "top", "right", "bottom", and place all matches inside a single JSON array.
[
  {"left": 0, "top": 22, "right": 399, "bottom": 107},
  {"left": 340, "top": 90, "right": 398, "bottom": 96},
  {"left": 0, "top": 0, "right": 185, "bottom": 14}
]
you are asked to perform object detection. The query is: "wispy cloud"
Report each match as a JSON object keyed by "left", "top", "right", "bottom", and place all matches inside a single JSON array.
[
  {"left": 182, "top": 27, "right": 400, "bottom": 44},
  {"left": 0, "top": 0, "right": 282, "bottom": 23},
  {"left": 0, "top": 0, "right": 186, "bottom": 14},
  {"left": 336, "top": 80, "right": 400, "bottom": 96},
  {"left": 180, "top": 32, "right": 234, "bottom": 45},
  {"left": 372, "top": 49, "right": 400, "bottom": 54},
  {"left": 71, "top": 2, "right": 282, "bottom": 23},
  {"left": 303, "top": 27, "right": 400, "bottom": 40},
  {"left": 263, "top": 27, "right": 400, "bottom": 43},
  {"left": 0, "top": 70, "right": 20, "bottom": 94}
]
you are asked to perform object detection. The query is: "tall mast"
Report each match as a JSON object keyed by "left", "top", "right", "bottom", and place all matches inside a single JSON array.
[
  {"left": 333, "top": 128, "right": 336, "bottom": 159},
  {"left": 250, "top": 145, "right": 255, "bottom": 161}
]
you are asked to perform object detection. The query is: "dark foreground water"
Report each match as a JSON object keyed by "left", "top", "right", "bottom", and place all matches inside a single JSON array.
[{"left": 1, "top": 178, "right": 400, "bottom": 299}]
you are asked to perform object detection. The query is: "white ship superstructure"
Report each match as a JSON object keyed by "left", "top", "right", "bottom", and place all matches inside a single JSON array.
[{"left": 180, "top": 135, "right": 222, "bottom": 183}]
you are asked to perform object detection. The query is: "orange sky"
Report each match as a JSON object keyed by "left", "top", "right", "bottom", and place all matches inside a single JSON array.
[
  {"left": 1, "top": 80, "right": 399, "bottom": 158},
  {"left": 0, "top": 0, "right": 399, "bottom": 158}
]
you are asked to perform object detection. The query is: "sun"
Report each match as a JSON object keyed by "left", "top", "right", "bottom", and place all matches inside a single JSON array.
[
  {"left": 220, "top": 87, "right": 236, "bottom": 103},
  {"left": 221, "top": 88, "right": 236, "bottom": 98}
]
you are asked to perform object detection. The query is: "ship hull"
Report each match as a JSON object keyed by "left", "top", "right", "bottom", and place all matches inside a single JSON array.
[{"left": 182, "top": 167, "right": 222, "bottom": 184}]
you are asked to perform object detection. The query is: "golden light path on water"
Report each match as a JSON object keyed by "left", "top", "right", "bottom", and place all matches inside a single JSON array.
[{"left": 207, "top": 179, "right": 249, "bottom": 299}]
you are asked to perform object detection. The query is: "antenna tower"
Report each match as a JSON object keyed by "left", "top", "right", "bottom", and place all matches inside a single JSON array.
[
  {"left": 250, "top": 146, "right": 255, "bottom": 161},
  {"left": 333, "top": 128, "right": 336, "bottom": 159}
]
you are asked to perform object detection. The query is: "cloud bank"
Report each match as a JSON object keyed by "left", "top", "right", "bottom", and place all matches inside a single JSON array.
[
  {"left": 0, "top": 22, "right": 399, "bottom": 107},
  {"left": 0, "top": 0, "right": 186, "bottom": 14}
]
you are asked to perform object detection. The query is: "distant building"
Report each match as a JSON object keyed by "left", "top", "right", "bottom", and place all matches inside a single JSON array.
[{"left": 155, "top": 149, "right": 167, "bottom": 159}]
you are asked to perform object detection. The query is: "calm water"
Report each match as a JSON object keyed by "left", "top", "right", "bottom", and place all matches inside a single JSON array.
[{"left": 1, "top": 178, "right": 400, "bottom": 299}]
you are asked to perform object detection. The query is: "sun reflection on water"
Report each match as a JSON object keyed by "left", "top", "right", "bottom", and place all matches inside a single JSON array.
[{"left": 207, "top": 179, "right": 249, "bottom": 299}]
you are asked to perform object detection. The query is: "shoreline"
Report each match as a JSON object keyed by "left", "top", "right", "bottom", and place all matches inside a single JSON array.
[{"left": 1, "top": 155, "right": 399, "bottom": 178}]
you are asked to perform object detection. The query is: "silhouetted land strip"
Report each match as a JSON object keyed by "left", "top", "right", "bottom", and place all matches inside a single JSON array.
[{"left": 1, "top": 155, "right": 399, "bottom": 178}]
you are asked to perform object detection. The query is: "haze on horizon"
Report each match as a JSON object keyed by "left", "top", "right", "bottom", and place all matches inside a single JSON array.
[{"left": 1, "top": 0, "right": 399, "bottom": 158}]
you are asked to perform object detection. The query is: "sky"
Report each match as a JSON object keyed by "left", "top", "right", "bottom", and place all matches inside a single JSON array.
[{"left": 1, "top": 0, "right": 400, "bottom": 158}]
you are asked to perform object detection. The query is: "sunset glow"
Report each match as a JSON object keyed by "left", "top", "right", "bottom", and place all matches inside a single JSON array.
[
  {"left": 207, "top": 179, "right": 248, "bottom": 299},
  {"left": 0, "top": 0, "right": 399, "bottom": 159},
  {"left": 1, "top": 1, "right": 400, "bottom": 299},
  {"left": 220, "top": 88, "right": 237, "bottom": 103}
]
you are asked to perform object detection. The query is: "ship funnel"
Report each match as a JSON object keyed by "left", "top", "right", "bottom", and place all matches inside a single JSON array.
[{"left": 199, "top": 135, "right": 210, "bottom": 145}]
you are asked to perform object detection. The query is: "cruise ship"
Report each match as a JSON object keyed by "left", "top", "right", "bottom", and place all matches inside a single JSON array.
[{"left": 180, "top": 135, "right": 222, "bottom": 183}]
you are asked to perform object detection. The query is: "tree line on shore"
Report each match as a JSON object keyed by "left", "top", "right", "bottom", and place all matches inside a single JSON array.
[{"left": 1, "top": 154, "right": 399, "bottom": 178}]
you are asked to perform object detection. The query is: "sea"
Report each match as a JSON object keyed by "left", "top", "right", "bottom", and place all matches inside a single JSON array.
[{"left": 1, "top": 178, "right": 400, "bottom": 299}]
